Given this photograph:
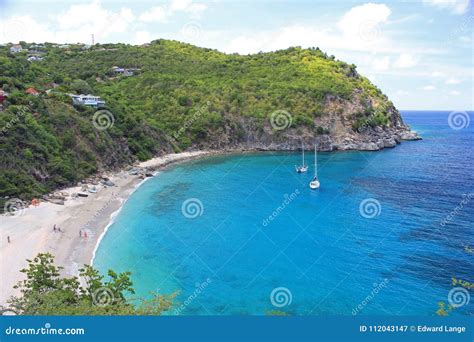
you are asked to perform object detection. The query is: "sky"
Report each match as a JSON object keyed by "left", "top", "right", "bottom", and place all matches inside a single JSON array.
[{"left": 0, "top": 0, "right": 472, "bottom": 110}]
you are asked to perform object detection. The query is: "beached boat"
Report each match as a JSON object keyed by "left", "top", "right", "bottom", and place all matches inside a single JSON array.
[{"left": 309, "top": 144, "right": 320, "bottom": 189}]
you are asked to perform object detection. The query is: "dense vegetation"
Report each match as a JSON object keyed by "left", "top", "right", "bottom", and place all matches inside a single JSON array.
[
  {"left": 0, "top": 39, "right": 395, "bottom": 202},
  {"left": 1, "top": 253, "right": 175, "bottom": 315}
]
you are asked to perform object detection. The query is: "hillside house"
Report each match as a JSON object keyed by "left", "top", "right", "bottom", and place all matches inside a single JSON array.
[
  {"left": 26, "top": 87, "right": 40, "bottom": 96},
  {"left": 70, "top": 94, "right": 106, "bottom": 108},
  {"left": 112, "top": 66, "right": 138, "bottom": 76},
  {"left": 27, "top": 55, "right": 43, "bottom": 62},
  {"left": 10, "top": 44, "right": 23, "bottom": 53}
]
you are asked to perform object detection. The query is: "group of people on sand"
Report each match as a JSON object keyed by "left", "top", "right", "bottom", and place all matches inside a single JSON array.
[{"left": 6, "top": 225, "right": 89, "bottom": 244}]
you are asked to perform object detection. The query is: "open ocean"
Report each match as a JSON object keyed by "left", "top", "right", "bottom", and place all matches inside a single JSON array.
[{"left": 94, "top": 111, "right": 473, "bottom": 315}]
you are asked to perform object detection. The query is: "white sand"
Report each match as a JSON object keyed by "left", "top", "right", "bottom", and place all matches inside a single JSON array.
[{"left": 0, "top": 151, "right": 210, "bottom": 306}]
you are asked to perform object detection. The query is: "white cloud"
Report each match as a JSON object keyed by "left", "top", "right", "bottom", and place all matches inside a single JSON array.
[
  {"left": 373, "top": 56, "right": 391, "bottom": 71},
  {"left": 422, "top": 0, "right": 470, "bottom": 14},
  {"left": 134, "top": 31, "right": 151, "bottom": 45},
  {"left": 139, "top": 0, "right": 207, "bottom": 23},
  {"left": 0, "top": 1, "right": 135, "bottom": 44},
  {"left": 224, "top": 3, "right": 396, "bottom": 56},
  {"left": 420, "top": 85, "right": 436, "bottom": 90},
  {"left": 431, "top": 70, "right": 446, "bottom": 78},
  {"left": 394, "top": 53, "right": 417, "bottom": 68},
  {"left": 450, "top": 90, "right": 460, "bottom": 95},
  {"left": 446, "top": 77, "right": 461, "bottom": 84},
  {"left": 56, "top": 1, "right": 134, "bottom": 38},
  {"left": 337, "top": 3, "right": 391, "bottom": 40},
  {"left": 1, "top": 15, "right": 52, "bottom": 43},
  {"left": 170, "top": 0, "right": 207, "bottom": 18},
  {"left": 139, "top": 6, "right": 168, "bottom": 23}
]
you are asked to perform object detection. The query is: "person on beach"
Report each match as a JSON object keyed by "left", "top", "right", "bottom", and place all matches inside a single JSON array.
[
  {"left": 7, "top": 236, "right": 10, "bottom": 243},
  {"left": 84, "top": 231, "right": 88, "bottom": 238},
  {"left": 53, "top": 224, "right": 56, "bottom": 232}
]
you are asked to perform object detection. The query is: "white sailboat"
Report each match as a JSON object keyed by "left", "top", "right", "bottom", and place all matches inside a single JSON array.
[
  {"left": 295, "top": 143, "right": 308, "bottom": 173},
  {"left": 309, "top": 144, "right": 320, "bottom": 189}
]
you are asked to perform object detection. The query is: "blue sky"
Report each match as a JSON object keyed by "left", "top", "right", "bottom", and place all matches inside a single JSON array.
[{"left": 0, "top": 0, "right": 472, "bottom": 110}]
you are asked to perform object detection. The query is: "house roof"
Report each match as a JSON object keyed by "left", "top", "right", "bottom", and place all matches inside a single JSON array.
[{"left": 26, "top": 87, "right": 39, "bottom": 95}]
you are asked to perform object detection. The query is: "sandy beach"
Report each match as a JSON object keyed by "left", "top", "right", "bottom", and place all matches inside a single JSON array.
[{"left": 0, "top": 151, "right": 210, "bottom": 306}]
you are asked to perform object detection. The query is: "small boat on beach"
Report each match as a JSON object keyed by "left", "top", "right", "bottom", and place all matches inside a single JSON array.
[
  {"left": 309, "top": 144, "right": 320, "bottom": 190},
  {"left": 295, "top": 143, "right": 308, "bottom": 173}
]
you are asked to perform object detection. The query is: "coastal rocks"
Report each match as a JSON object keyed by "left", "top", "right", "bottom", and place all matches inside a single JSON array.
[
  {"left": 356, "top": 142, "right": 380, "bottom": 151},
  {"left": 383, "top": 138, "right": 397, "bottom": 148},
  {"left": 400, "top": 130, "right": 422, "bottom": 141}
]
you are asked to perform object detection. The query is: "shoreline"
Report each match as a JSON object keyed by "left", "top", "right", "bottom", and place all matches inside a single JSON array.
[
  {"left": 89, "top": 174, "right": 154, "bottom": 266},
  {"left": 0, "top": 150, "right": 211, "bottom": 306}
]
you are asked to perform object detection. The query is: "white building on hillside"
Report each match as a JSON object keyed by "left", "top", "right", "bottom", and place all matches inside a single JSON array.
[
  {"left": 70, "top": 94, "right": 106, "bottom": 108},
  {"left": 10, "top": 44, "right": 23, "bottom": 53}
]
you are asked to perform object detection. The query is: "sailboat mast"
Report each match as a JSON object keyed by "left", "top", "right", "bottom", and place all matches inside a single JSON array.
[
  {"left": 314, "top": 144, "right": 317, "bottom": 178},
  {"left": 302, "top": 143, "right": 305, "bottom": 165}
]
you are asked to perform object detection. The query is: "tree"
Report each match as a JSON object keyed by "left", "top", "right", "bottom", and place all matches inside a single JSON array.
[
  {"left": 2, "top": 253, "right": 176, "bottom": 315},
  {"left": 70, "top": 79, "right": 93, "bottom": 94}
]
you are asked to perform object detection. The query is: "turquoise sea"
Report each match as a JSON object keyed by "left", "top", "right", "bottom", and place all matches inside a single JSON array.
[{"left": 94, "top": 111, "right": 473, "bottom": 315}]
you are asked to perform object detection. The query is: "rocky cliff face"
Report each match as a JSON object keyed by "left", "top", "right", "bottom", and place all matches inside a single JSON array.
[{"left": 190, "top": 91, "right": 421, "bottom": 153}]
